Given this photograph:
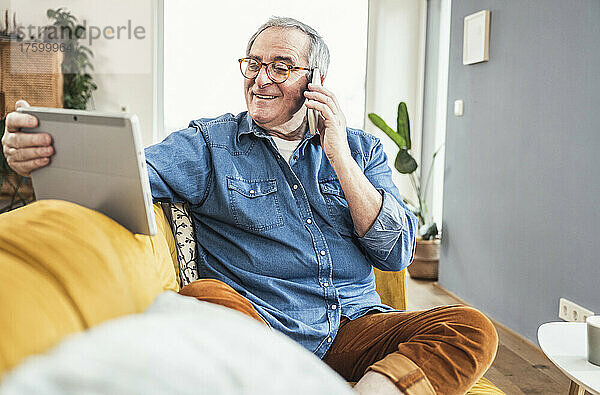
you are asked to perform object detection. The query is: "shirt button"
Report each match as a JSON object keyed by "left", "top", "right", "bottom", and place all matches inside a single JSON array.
[
  {"left": 331, "top": 304, "right": 337, "bottom": 310},
  {"left": 323, "top": 282, "right": 329, "bottom": 287},
  {"left": 249, "top": 189, "right": 255, "bottom": 195},
  {"left": 306, "top": 218, "right": 312, "bottom": 224},
  {"left": 292, "top": 184, "right": 298, "bottom": 190},
  {"left": 327, "top": 337, "right": 332, "bottom": 343},
  {"left": 320, "top": 250, "right": 326, "bottom": 256}
]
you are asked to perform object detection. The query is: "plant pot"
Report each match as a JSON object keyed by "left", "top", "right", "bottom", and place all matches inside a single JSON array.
[{"left": 407, "top": 238, "right": 440, "bottom": 280}]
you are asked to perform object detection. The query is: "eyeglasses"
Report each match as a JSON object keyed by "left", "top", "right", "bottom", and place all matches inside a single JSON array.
[{"left": 238, "top": 58, "right": 311, "bottom": 84}]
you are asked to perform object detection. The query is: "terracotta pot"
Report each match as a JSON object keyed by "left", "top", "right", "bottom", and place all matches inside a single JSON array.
[{"left": 407, "top": 238, "right": 440, "bottom": 280}]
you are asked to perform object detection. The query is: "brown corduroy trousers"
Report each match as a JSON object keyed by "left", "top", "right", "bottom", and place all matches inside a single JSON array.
[{"left": 180, "top": 279, "right": 499, "bottom": 395}]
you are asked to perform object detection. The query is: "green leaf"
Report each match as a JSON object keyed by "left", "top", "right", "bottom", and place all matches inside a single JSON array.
[
  {"left": 51, "top": 8, "right": 96, "bottom": 110},
  {"left": 394, "top": 149, "right": 418, "bottom": 174},
  {"left": 419, "top": 222, "right": 439, "bottom": 240},
  {"left": 74, "top": 25, "right": 85, "bottom": 39},
  {"left": 61, "top": 25, "right": 72, "bottom": 38},
  {"left": 397, "top": 102, "right": 411, "bottom": 150},
  {"left": 368, "top": 113, "right": 406, "bottom": 148},
  {"left": 80, "top": 46, "right": 94, "bottom": 57},
  {"left": 47, "top": 9, "right": 56, "bottom": 18}
]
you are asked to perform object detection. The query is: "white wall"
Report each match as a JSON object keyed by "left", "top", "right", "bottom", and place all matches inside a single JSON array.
[
  {"left": 421, "top": 0, "right": 451, "bottom": 229},
  {"left": 162, "top": 0, "right": 368, "bottom": 138},
  {"left": 364, "top": 0, "right": 427, "bottom": 205},
  {"left": 430, "top": 0, "right": 450, "bottom": 228},
  {"left": 4, "top": 0, "right": 156, "bottom": 146}
]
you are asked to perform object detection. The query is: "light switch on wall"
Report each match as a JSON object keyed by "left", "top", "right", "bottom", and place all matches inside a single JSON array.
[{"left": 454, "top": 100, "right": 464, "bottom": 116}]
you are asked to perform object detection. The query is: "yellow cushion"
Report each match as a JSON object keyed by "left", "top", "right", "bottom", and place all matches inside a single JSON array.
[
  {"left": 152, "top": 203, "right": 180, "bottom": 288},
  {"left": 135, "top": 204, "right": 180, "bottom": 292},
  {"left": 0, "top": 254, "right": 85, "bottom": 376},
  {"left": 373, "top": 268, "right": 407, "bottom": 310},
  {"left": 466, "top": 377, "right": 506, "bottom": 394},
  {"left": 0, "top": 200, "right": 177, "bottom": 375}
]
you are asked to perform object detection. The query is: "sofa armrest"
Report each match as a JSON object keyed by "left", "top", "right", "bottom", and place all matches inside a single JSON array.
[{"left": 152, "top": 203, "right": 180, "bottom": 288}]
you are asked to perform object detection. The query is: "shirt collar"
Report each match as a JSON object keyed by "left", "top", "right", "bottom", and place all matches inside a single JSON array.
[
  {"left": 236, "top": 112, "right": 268, "bottom": 141},
  {"left": 238, "top": 112, "right": 321, "bottom": 144}
]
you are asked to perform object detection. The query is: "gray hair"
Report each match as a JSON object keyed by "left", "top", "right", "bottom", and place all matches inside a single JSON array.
[{"left": 246, "top": 16, "right": 330, "bottom": 78}]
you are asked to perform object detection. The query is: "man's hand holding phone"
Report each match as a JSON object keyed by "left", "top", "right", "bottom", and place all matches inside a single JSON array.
[
  {"left": 304, "top": 69, "right": 351, "bottom": 166},
  {"left": 1, "top": 100, "right": 54, "bottom": 177},
  {"left": 307, "top": 69, "right": 321, "bottom": 136}
]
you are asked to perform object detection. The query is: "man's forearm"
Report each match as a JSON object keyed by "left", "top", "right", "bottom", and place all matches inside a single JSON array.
[{"left": 330, "top": 155, "right": 382, "bottom": 237}]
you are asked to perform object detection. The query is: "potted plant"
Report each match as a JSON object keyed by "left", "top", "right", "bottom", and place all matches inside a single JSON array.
[
  {"left": 44, "top": 8, "right": 97, "bottom": 110},
  {"left": 368, "top": 102, "right": 442, "bottom": 280}
]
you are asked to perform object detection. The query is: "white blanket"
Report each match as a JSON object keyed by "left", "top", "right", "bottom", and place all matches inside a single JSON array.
[{"left": 0, "top": 292, "right": 353, "bottom": 395}]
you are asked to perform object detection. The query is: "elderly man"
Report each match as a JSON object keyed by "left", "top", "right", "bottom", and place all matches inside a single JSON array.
[{"left": 2, "top": 17, "right": 497, "bottom": 395}]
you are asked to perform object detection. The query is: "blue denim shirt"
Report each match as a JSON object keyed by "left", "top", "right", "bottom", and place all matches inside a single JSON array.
[{"left": 145, "top": 112, "right": 417, "bottom": 358}]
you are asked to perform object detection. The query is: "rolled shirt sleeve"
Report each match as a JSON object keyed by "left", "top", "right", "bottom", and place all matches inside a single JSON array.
[
  {"left": 357, "top": 139, "right": 418, "bottom": 271},
  {"left": 357, "top": 189, "right": 418, "bottom": 271}
]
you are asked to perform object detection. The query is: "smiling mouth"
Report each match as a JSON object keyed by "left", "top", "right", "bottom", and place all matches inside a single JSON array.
[{"left": 254, "top": 94, "right": 278, "bottom": 100}]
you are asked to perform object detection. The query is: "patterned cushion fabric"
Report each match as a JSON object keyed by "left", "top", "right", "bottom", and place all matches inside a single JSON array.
[{"left": 167, "top": 203, "right": 198, "bottom": 287}]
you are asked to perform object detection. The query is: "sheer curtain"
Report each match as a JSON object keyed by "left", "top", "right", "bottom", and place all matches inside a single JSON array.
[{"left": 162, "top": 0, "right": 368, "bottom": 137}]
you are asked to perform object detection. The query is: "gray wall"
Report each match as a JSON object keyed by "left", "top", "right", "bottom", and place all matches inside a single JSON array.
[{"left": 440, "top": 0, "right": 600, "bottom": 344}]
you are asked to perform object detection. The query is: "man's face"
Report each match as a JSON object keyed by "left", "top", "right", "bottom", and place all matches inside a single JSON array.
[{"left": 244, "top": 27, "right": 311, "bottom": 132}]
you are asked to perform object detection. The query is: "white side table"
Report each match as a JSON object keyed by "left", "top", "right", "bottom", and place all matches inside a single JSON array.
[{"left": 538, "top": 322, "right": 600, "bottom": 395}]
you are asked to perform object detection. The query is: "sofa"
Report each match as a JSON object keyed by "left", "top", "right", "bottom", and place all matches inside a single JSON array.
[{"left": 0, "top": 200, "right": 503, "bottom": 393}]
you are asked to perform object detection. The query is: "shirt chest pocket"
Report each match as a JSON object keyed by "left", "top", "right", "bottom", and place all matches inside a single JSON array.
[
  {"left": 227, "top": 176, "right": 284, "bottom": 232},
  {"left": 319, "top": 179, "right": 355, "bottom": 237}
]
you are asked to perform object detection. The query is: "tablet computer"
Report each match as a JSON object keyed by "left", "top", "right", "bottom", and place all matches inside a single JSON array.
[{"left": 17, "top": 106, "right": 157, "bottom": 235}]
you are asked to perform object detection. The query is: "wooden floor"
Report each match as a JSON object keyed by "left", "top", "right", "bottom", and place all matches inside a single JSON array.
[{"left": 405, "top": 275, "right": 578, "bottom": 395}]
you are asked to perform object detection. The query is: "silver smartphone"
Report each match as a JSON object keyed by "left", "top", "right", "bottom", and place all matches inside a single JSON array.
[
  {"left": 17, "top": 106, "right": 157, "bottom": 235},
  {"left": 307, "top": 68, "right": 321, "bottom": 135}
]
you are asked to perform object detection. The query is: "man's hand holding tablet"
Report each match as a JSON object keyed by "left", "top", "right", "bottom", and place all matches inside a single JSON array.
[{"left": 2, "top": 100, "right": 54, "bottom": 177}]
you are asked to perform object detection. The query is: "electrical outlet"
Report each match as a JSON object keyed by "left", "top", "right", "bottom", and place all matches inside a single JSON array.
[{"left": 559, "top": 298, "right": 594, "bottom": 322}]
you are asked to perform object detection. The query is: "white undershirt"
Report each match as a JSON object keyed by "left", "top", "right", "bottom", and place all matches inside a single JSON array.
[{"left": 271, "top": 136, "right": 301, "bottom": 163}]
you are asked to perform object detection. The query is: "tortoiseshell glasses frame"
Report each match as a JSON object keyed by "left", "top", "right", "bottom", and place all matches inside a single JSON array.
[{"left": 238, "top": 57, "right": 311, "bottom": 83}]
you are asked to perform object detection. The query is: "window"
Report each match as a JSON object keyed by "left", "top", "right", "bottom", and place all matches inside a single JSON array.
[{"left": 162, "top": 1, "right": 368, "bottom": 136}]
